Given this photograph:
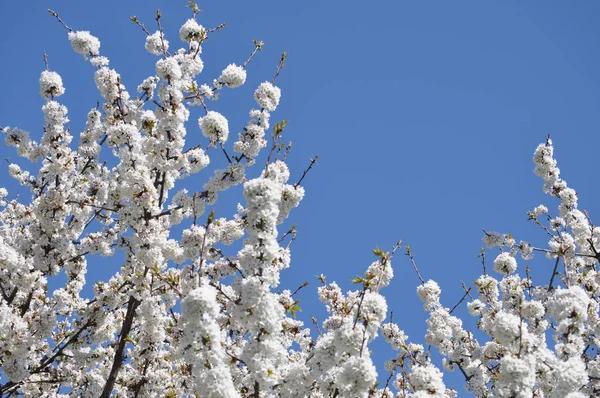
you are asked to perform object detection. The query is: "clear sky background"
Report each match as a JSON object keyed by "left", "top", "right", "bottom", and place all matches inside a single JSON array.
[{"left": 1, "top": 1, "right": 600, "bottom": 394}]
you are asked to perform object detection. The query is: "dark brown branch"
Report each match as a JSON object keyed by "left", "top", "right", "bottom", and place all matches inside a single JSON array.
[
  {"left": 291, "top": 280, "right": 309, "bottom": 296},
  {"left": 35, "top": 319, "right": 92, "bottom": 373},
  {"left": 19, "top": 291, "right": 34, "bottom": 317},
  {"left": 67, "top": 200, "right": 119, "bottom": 213},
  {"left": 100, "top": 296, "right": 140, "bottom": 398},
  {"left": 220, "top": 143, "right": 232, "bottom": 163},
  {"left": 547, "top": 257, "right": 561, "bottom": 292},
  {"left": 294, "top": 155, "right": 318, "bottom": 188},
  {"left": 449, "top": 360, "right": 473, "bottom": 383},
  {"left": 197, "top": 210, "right": 215, "bottom": 286},
  {"left": 80, "top": 134, "right": 108, "bottom": 175},
  {"left": 381, "top": 366, "right": 396, "bottom": 398},
  {"left": 352, "top": 288, "right": 367, "bottom": 330},
  {"left": 158, "top": 172, "right": 166, "bottom": 208},
  {"left": 0, "top": 283, "right": 17, "bottom": 304},
  {"left": 253, "top": 381, "right": 260, "bottom": 398},
  {"left": 449, "top": 284, "right": 472, "bottom": 315},
  {"left": 1, "top": 320, "right": 93, "bottom": 394},
  {"left": 151, "top": 205, "right": 183, "bottom": 219},
  {"left": 132, "top": 358, "right": 151, "bottom": 397},
  {"left": 278, "top": 224, "right": 296, "bottom": 244}
]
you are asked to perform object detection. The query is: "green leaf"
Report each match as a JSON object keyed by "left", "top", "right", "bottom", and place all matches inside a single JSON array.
[
  {"left": 288, "top": 302, "right": 302, "bottom": 318},
  {"left": 372, "top": 247, "right": 385, "bottom": 258}
]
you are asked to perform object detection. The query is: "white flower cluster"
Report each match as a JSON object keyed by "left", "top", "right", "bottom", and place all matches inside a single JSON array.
[
  {"left": 179, "top": 19, "right": 205, "bottom": 43},
  {"left": 493, "top": 251, "right": 517, "bottom": 275},
  {"left": 218, "top": 64, "right": 247, "bottom": 88},
  {"left": 534, "top": 139, "right": 560, "bottom": 194},
  {"left": 254, "top": 81, "right": 281, "bottom": 111},
  {"left": 68, "top": 31, "right": 100, "bottom": 59},
  {"left": 145, "top": 31, "right": 168, "bottom": 55},
  {"left": 3, "top": 8, "right": 600, "bottom": 398},
  {"left": 39, "top": 70, "right": 65, "bottom": 98},
  {"left": 156, "top": 57, "right": 182, "bottom": 81},
  {"left": 233, "top": 112, "right": 268, "bottom": 160},
  {"left": 181, "top": 285, "right": 239, "bottom": 397},
  {"left": 137, "top": 76, "right": 159, "bottom": 99},
  {"left": 417, "top": 280, "right": 441, "bottom": 310},
  {"left": 198, "top": 110, "right": 229, "bottom": 143},
  {"left": 3, "top": 127, "right": 41, "bottom": 161}
]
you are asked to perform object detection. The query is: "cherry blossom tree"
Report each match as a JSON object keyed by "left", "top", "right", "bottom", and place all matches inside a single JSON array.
[{"left": 1, "top": 4, "right": 599, "bottom": 398}]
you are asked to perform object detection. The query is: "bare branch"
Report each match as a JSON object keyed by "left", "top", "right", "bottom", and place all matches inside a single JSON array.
[
  {"left": 272, "top": 51, "right": 287, "bottom": 84},
  {"left": 47, "top": 9, "right": 73, "bottom": 32},
  {"left": 294, "top": 154, "right": 318, "bottom": 188},
  {"left": 405, "top": 246, "right": 425, "bottom": 284}
]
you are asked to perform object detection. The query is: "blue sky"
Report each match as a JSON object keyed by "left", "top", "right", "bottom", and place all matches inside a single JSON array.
[{"left": 1, "top": 1, "right": 600, "bottom": 394}]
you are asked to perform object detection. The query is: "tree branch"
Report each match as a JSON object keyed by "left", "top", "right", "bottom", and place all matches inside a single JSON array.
[{"left": 100, "top": 296, "right": 140, "bottom": 398}]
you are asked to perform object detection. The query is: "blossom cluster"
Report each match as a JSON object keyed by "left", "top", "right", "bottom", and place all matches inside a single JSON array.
[{"left": 1, "top": 7, "right": 599, "bottom": 398}]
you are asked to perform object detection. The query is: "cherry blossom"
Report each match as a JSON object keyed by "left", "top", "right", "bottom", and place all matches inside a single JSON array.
[{"left": 1, "top": 5, "right": 599, "bottom": 398}]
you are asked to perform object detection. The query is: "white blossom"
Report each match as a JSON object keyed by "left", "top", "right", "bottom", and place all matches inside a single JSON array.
[
  {"left": 408, "top": 363, "right": 448, "bottom": 395},
  {"left": 179, "top": 19, "right": 205, "bottom": 43},
  {"left": 417, "top": 280, "right": 441, "bottom": 310},
  {"left": 254, "top": 82, "right": 281, "bottom": 111},
  {"left": 494, "top": 252, "right": 518, "bottom": 275},
  {"left": 1, "top": 7, "right": 599, "bottom": 398},
  {"left": 156, "top": 57, "right": 182, "bottom": 81},
  {"left": 39, "top": 70, "right": 65, "bottom": 98},
  {"left": 68, "top": 31, "right": 100, "bottom": 58},
  {"left": 145, "top": 31, "right": 168, "bottom": 55},
  {"left": 218, "top": 64, "right": 247, "bottom": 88},
  {"left": 336, "top": 356, "right": 377, "bottom": 397},
  {"left": 199, "top": 111, "right": 229, "bottom": 143},
  {"left": 532, "top": 204, "right": 548, "bottom": 217},
  {"left": 495, "top": 355, "right": 536, "bottom": 398}
]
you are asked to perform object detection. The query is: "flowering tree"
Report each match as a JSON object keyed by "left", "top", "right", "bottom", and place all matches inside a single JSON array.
[{"left": 1, "top": 5, "right": 599, "bottom": 398}]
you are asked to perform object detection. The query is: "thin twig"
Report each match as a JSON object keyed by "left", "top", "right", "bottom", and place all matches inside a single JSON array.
[
  {"left": 352, "top": 288, "right": 367, "bottom": 329},
  {"left": 311, "top": 316, "right": 322, "bottom": 336},
  {"left": 66, "top": 200, "right": 119, "bottom": 213},
  {"left": 243, "top": 39, "right": 264, "bottom": 69},
  {"left": 130, "top": 16, "right": 151, "bottom": 36},
  {"left": 478, "top": 247, "right": 487, "bottom": 275},
  {"left": 386, "top": 240, "right": 403, "bottom": 262},
  {"left": 272, "top": 52, "right": 287, "bottom": 84},
  {"left": 151, "top": 205, "right": 183, "bottom": 219},
  {"left": 197, "top": 209, "right": 215, "bottom": 286},
  {"left": 291, "top": 280, "right": 309, "bottom": 297},
  {"left": 207, "top": 22, "right": 227, "bottom": 33},
  {"left": 405, "top": 247, "right": 425, "bottom": 284},
  {"left": 449, "top": 284, "right": 472, "bottom": 314},
  {"left": 220, "top": 143, "right": 232, "bottom": 163},
  {"left": 154, "top": 9, "right": 170, "bottom": 58},
  {"left": 531, "top": 246, "right": 596, "bottom": 259},
  {"left": 47, "top": 10, "right": 73, "bottom": 32},
  {"left": 278, "top": 224, "right": 296, "bottom": 243},
  {"left": 294, "top": 155, "right": 318, "bottom": 188}
]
